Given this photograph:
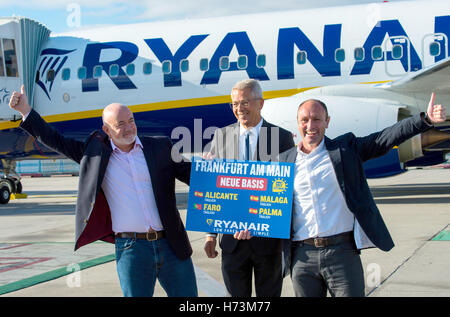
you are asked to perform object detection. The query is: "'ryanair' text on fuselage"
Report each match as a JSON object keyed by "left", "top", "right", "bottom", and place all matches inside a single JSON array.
[{"left": 79, "top": 16, "right": 450, "bottom": 92}]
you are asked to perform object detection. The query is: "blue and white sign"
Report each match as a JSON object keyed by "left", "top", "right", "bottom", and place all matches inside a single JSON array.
[{"left": 186, "top": 157, "right": 294, "bottom": 239}]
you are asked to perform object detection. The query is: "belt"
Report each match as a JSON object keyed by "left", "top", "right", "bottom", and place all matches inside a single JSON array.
[
  {"left": 298, "top": 231, "right": 353, "bottom": 248},
  {"left": 116, "top": 230, "right": 165, "bottom": 241}
]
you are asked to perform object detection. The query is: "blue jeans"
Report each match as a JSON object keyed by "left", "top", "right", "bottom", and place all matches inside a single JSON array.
[{"left": 115, "top": 237, "right": 198, "bottom": 297}]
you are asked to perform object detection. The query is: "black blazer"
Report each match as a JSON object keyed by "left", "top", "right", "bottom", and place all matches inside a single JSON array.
[
  {"left": 279, "top": 113, "right": 433, "bottom": 276},
  {"left": 20, "top": 109, "right": 192, "bottom": 260},
  {"left": 209, "top": 119, "right": 295, "bottom": 255}
]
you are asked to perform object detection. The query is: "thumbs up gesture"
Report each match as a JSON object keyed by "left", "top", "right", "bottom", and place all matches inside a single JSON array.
[
  {"left": 426, "top": 92, "right": 446, "bottom": 124},
  {"left": 9, "top": 85, "right": 31, "bottom": 117}
]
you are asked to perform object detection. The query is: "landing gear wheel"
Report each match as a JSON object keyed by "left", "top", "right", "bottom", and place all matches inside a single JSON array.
[{"left": 0, "top": 185, "right": 11, "bottom": 204}]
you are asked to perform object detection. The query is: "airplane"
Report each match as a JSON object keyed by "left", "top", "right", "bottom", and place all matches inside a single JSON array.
[{"left": 0, "top": 0, "right": 449, "bottom": 204}]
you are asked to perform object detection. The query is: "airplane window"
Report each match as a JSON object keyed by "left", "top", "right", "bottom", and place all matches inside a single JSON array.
[
  {"left": 219, "top": 56, "right": 230, "bottom": 71},
  {"left": 162, "top": 60, "right": 171, "bottom": 74},
  {"left": 392, "top": 44, "right": 403, "bottom": 59},
  {"left": 180, "top": 59, "right": 189, "bottom": 72},
  {"left": 371, "top": 46, "right": 383, "bottom": 60},
  {"left": 297, "top": 51, "right": 307, "bottom": 64},
  {"left": 237, "top": 55, "right": 248, "bottom": 69},
  {"left": 62, "top": 68, "right": 70, "bottom": 81},
  {"left": 93, "top": 65, "right": 103, "bottom": 78},
  {"left": 47, "top": 69, "right": 55, "bottom": 82},
  {"left": 335, "top": 48, "right": 345, "bottom": 63},
  {"left": 143, "top": 62, "right": 152, "bottom": 75},
  {"left": 0, "top": 40, "right": 5, "bottom": 77},
  {"left": 256, "top": 54, "right": 266, "bottom": 68},
  {"left": 2, "top": 39, "right": 19, "bottom": 77},
  {"left": 109, "top": 64, "right": 119, "bottom": 77},
  {"left": 354, "top": 47, "right": 365, "bottom": 61},
  {"left": 77, "top": 67, "right": 87, "bottom": 79},
  {"left": 200, "top": 58, "right": 209, "bottom": 71},
  {"left": 126, "top": 63, "right": 135, "bottom": 76},
  {"left": 429, "top": 42, "right": 441, "bottom": 56}
]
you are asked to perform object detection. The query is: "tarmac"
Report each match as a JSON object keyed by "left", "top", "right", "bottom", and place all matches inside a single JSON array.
[{"left": 0, "top": 167, "right": 449, "bottom": 297}]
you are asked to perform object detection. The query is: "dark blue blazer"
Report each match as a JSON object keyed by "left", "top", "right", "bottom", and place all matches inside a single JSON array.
[{"left": 20, "top": 109, "right": 192, "bottom": 260}]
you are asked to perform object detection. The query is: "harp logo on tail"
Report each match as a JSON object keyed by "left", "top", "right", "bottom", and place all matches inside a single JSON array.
[{"left": 36, "top": 48, "right": 76, "bottom": 100}]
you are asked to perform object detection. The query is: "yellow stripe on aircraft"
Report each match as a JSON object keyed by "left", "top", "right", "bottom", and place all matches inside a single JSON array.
[{"left": 0, "top": 82, "right": 391, "bottom": 131}]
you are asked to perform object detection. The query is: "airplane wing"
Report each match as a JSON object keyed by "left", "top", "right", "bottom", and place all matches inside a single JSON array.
[{"left": 378, "top": 57, "right": 450, "bottom": 96}]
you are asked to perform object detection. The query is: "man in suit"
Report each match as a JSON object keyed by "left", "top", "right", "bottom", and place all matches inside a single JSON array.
[
  {"left": 9, "top": 86, "right": 197, "bottom": 297},
  {"left": 203, "top": 79, "right": 295, "bottom": 297},
  {"left": 278, "top": 95, "right": 446, "bottom": 296}
]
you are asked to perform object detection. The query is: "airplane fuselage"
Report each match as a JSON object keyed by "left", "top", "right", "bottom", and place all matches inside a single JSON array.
[{"left": 0, "top": 0, "right": 449, "bottom": 160}]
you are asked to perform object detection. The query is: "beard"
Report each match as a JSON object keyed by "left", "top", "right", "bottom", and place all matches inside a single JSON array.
[{"left": 113, "top": 132, "right": 137, "bottom": 148}]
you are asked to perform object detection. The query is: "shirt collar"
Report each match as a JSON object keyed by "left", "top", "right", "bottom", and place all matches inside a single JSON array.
[
  {"left": 239, "top": 118, "right": 263, "bottom": 137},
  {"left": 297, "top": 137, "right": 325, "bottom": 157},
  {"left": 110, "top": 136, "right": 143, "bottom": 153}
]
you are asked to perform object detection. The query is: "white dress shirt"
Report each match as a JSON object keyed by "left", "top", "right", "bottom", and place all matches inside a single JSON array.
[
  {"left": 239, "top": 118, "right": 263, "bottom": 160},
  {"left": 292, "top": 139, "right": 355, "bottom": 241},
  {"left": 102, "top": 136, "right": 163, "bottom": 233}
]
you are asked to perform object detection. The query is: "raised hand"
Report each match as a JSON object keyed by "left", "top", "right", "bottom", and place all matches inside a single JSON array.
[
  {"left": 9, "top": 85, "right": 31, "bottom": 117},
  {"left": 427, "top": 92, "right": 446, "bottom": 124}
]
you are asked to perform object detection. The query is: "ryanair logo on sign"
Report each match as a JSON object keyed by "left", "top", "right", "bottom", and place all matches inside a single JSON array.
[{"left": 203, "top": 219, "right": 270, "bottom": 237}]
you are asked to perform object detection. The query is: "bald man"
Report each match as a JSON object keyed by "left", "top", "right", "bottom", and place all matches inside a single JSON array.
[
  {"left": 279, "top": 96, "right": 446, "bottom": 297},
  {"left": 9, "top": 86, "right": 197, "bottom": 297}
]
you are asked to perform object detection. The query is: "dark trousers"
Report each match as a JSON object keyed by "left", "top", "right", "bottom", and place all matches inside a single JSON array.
[
  {"left": 221, "top": 240, "right": 283, "bottom": 297},
  {"left": 291, "top": 240, "right": 365, "bottom": 297}
]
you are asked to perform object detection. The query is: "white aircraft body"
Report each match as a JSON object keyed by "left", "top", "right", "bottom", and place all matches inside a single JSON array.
[{"left": 0, "top": 0, "right": 449, "bottom": 203}]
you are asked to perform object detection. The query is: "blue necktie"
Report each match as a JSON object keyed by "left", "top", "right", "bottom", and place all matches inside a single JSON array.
[{"left": 245, "top": 132, "right": 250, "bottom": 161}]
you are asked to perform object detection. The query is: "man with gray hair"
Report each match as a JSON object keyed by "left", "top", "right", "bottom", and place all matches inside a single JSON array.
[{"left": 204, "top": 79, "right": 294, "bottom": 297}]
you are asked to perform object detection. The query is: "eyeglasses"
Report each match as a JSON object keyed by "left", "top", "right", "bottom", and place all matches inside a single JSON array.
[{"left": 229, "top": 98, "right": 261, "bottom": 109}]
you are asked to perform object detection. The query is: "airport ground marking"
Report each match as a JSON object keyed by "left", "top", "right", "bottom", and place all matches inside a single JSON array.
[
  {"left": 0, "top": 254, "right": 115, "bottom": 295},
  {"left": 431, "top": 230, "right": 450, "bottom": 241}
]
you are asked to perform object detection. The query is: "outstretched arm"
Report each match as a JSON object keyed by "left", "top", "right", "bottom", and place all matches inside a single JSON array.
[
  {"left": 354, "top": 93, "right": 446, "bottom": 162},
  {"left": 9, "top": 85, "right": 85, "bottom": 163}
]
